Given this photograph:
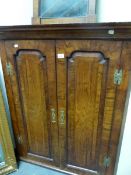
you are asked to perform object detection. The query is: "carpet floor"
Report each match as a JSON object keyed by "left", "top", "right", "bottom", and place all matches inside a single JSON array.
[{"left": 9, "top": 161, "right": 68, "bottom": 175}]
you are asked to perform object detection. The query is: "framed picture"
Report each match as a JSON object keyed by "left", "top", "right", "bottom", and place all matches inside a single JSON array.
[
  {"left": 32, "top": 0, "right": 96, "bottom": 24},
  {"left": 0, "top": 86, "right": 17, "bottom": 174}
]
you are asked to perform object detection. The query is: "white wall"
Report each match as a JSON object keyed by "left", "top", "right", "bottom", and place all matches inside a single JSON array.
[
  {"left": 116, "top": 94, "right": 131, "bottom": 175},
  {"left": 0, "top": 0, "right": 33, "bottom": 25},
  {"left": 0, "top": 0, "right": 131, "bottom": 175},
  {"left": 97, "top": 0, "right": 131, "bottom": 22}
]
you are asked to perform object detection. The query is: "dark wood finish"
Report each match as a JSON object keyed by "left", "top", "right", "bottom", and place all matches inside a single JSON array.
[
  {"left": 0, "top": 40, "right": 59, "bottom": 167},
  {"left": 0, "top": 23, "right": 131, "bottom": 40},
  {"left": 67, "top": 52, "right": 107, "bottom": 171},
  {"left": 106, "top": 41, "right": 131, "bottom": 175},
  {"left": 56, "top": 40, "right": 126, "bottom": 175},
  {"left": 0, "top": 23, "right": 131, "bottom": 175}
]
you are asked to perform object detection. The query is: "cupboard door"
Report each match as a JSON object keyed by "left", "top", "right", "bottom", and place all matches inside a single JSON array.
[
  {"left": 56, "top": 40, "right": 124, "bottom": 175},
  {"left": 1, "top": 41, "right": 59, "bottom": 166}
]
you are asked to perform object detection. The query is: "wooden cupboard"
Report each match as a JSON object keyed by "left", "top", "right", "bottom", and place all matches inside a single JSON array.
[{"left": 0, "top": 23, "right": 131, "bottom": 175}]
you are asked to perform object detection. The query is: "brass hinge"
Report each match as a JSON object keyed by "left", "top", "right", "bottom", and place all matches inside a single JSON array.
[
  {"left": 103, "top": 156, "right": 111, "bottom": 168},
  {"left": 59, "top": 109, "right": 65, "bottom": 124},
  {"left": 17, "top": 136, "right": 23, "bottom": 144},
  {"left": 51, "top": 108, "right": 56, "bottom": 123},
  {"left": 114, "top": 69, "right": 123, "bottom": 85},
  {"left": 6, "top": 62, "right": 13, "bottom": 76}
]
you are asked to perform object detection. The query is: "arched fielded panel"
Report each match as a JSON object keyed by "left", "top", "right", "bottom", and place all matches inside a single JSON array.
[
  {"left": 67, "top": 52, "right": 108, "bottom": 171},
  {"left": 15, "top": 50, "right": 50, "bottom": 157}
]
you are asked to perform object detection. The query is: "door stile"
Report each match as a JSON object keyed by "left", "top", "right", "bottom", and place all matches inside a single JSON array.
[
  {"left": 0, "top": 41, "right": 27, "bottom": 156},
  {"left": 56, "top": 51, "right": 67, "bottom": 169},
  {"left": 105, "top": 41, "right": 131, "bottom": 175},
  {"left": 98, "top": 43, "right": 123, "bottom": 174}
]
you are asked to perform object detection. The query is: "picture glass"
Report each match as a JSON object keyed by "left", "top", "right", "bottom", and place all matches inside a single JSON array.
[
  {"left": 40, "top": 0, "right": 89, "bottom": 18},
  {"left": 0, "top": 143, "right": 5, "bottom": 167}
]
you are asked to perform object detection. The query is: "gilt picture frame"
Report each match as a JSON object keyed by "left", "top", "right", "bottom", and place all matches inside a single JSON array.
[
  {"left": 32, "top": 0, "right": 96, "bottom": 24},
  {"left": 0, "top": 86, "right": 17, "bottom": 175}
]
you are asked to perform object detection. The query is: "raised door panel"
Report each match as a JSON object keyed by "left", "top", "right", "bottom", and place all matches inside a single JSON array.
[
  {"left": 56, "top": 40, "right": 123, "bottom": 175},
  {"left": 67, "top": 52, "right": 108, "bottom": 171},
  {"left": 2, "top": 41, "right": 59, "bottom": 166},
  {"left": 15, "top": 50, "right": 49, "bottom": 157}
]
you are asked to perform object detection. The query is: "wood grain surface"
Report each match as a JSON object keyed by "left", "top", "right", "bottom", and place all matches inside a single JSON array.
[
  {"left": 56, "top": 40, "right": 126, "bottom": 174},
  {"left": 0, "top": 24, "right": 131, "bottom": 175},
  {"left": 0, "top": 40, "right": 59, "bottom": 167}
]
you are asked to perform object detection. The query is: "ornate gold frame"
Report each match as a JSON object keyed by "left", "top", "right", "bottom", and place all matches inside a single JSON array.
[
  {"left": 0, "top": 86, "right": 17, "bottom": 174},
  {"left": 32, "top": 0, "right": 96, "bottom": 24}
]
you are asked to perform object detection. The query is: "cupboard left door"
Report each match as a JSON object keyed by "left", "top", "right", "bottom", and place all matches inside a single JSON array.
[{"left": 0, "top": 41, "right": 59, "bottom": 167}]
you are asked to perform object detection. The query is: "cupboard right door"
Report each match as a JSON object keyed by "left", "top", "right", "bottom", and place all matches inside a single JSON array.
[{"left": 56, "top": 40, "right": 128, "bottom": 175}]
